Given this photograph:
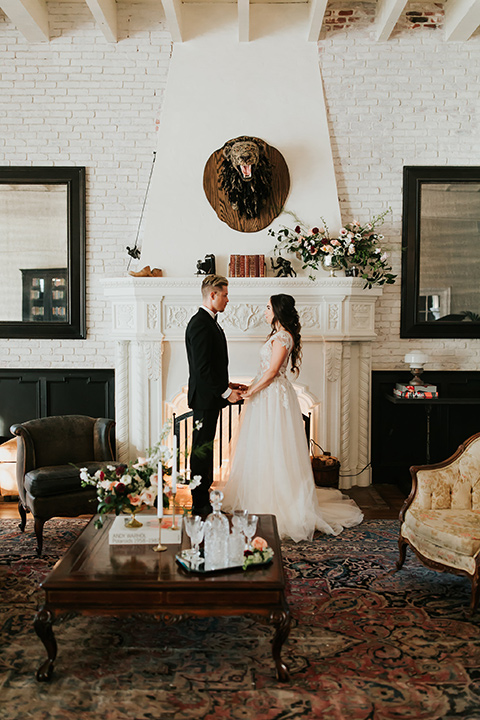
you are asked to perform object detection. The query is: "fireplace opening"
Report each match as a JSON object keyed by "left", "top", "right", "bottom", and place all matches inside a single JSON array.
[{"left": 167, "top": 382, "right": 319, "bottom": 483}]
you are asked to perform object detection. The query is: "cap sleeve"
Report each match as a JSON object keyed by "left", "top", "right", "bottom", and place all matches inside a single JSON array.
[{"left": 272, "top": 331, "right": 293, "bottom": 351}]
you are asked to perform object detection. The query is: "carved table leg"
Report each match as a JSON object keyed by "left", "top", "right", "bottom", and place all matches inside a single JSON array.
[
  {"left": 34, "top": 607, "right": 57, "bottom": 682},
  {"left": 269, "top": 597, "right": 291, "bottom": 682}
]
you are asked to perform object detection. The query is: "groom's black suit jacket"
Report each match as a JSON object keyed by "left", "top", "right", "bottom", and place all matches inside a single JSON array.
[{"left": 185, "top": 308, "right": 229, "bottom": 411}]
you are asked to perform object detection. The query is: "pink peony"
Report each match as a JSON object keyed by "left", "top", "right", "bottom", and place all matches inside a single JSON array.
[{"left": 252, "top": 536, "right": 268, "bottom": 551}]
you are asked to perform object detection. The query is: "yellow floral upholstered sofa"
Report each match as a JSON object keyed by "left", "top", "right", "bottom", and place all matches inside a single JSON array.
[{"left": 397, "top": 432, "right": 480, "bottom": 613}]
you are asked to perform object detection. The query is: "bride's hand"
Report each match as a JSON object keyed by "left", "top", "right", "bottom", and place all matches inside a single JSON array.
[{"left": 241, "top": 387, "right": 253, "bottom": 400}]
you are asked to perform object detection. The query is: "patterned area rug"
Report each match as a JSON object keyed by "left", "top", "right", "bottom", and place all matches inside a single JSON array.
[{"left": 1, "top": 517, "right": 480, "bottom": 720}]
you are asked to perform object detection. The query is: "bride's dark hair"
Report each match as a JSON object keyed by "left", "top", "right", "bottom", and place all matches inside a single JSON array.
[{"left": 269, "top": 294, "right": 302, "bottom": 375}]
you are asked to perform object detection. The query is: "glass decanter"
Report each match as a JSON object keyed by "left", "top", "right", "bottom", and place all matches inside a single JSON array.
[{"left": 203, "top": 489, "right": 230, "bottom": 570}]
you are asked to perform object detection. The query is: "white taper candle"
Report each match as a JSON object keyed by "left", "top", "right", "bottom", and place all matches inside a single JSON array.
[
  {"left": 157, "top": 463, "right": 163, "bottom": 518},
  {"left": 172, "top": 434, "right": 177, "bottom": 494}
]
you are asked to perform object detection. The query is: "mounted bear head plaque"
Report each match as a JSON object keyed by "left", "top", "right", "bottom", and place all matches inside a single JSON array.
[{"left": 203, "top": 136, "right": 290, "bottom": 233}]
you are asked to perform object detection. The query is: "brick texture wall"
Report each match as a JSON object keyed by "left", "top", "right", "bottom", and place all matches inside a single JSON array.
[
  {"left": 0, "top": 1, "right": 170, "bottom": 368},
  {"left": 319, "top": 3, "right": 480, "bottom": 371},
  {"left": 1, "top": 1, "right": 479, "bottom": 372}
]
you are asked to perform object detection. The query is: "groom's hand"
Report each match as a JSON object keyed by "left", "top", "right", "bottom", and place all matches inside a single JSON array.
[
  {"left": 227, "top": 388, "right": 242, "bottom": 403},
  {"left": 229, "top": 382, "right": 248, "bottom": 392}
]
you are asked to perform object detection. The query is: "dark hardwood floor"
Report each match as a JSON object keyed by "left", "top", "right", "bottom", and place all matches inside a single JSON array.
[{"left": 0, "top": 484, "right": 406, "bottom": 522}]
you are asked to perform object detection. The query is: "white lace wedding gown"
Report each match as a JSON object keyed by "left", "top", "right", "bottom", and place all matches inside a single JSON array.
[{"left": 222, "top": 330, "right": 363, "bottom": 542}]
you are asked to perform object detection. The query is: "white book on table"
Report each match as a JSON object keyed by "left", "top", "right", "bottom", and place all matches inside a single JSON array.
[{"left": 108, "top": 515, "right": 183, "bottom": 545}]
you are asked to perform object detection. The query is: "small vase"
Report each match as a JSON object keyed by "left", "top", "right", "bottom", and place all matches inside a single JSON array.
[
  {"left": 321, "top": 254, "right": 341, "bottom": 277},
  {"left": 124, "top": 507, "right": 143, "bottom": 528}
]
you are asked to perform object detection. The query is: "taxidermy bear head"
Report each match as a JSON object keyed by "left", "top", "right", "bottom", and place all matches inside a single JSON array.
[{"left": 220, "top": 136, "right": 273, "bottom": 219}]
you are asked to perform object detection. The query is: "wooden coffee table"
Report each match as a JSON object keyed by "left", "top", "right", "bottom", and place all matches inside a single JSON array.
[{"left": 34, "top": 513, "right": 291, "bottom": 682}]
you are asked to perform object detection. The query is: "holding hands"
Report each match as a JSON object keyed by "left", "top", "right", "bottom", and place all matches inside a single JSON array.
[{"left": 227, "top": 382, "right": 248, "bottom": 404}]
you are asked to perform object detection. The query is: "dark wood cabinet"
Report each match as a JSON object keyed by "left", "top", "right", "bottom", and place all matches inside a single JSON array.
[
  {"left": 21, "top": 268, "right": 68, "bottom": 322},
  {"left": 371, "top": 371, "right": 480, "bottom": 494}
]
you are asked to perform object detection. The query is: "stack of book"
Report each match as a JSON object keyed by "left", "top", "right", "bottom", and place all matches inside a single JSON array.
[
  {"left": 229, "top": 254, "right": 266, "bottom": 277},
  {"left": 394, "top": 383, "right": 438, "bottom": 399}
]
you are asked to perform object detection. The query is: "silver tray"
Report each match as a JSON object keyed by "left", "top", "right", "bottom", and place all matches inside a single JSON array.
[{"left": 175, "top": 549, "right": 273, "bottom": 574}]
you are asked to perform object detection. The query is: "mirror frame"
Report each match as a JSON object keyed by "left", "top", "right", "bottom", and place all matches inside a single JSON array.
[
  {"left": 0, "top": 166, "right": 86, "bottom": 339},
  {"left": 401, "top": 165, "right": 480, "bottom": 339}
]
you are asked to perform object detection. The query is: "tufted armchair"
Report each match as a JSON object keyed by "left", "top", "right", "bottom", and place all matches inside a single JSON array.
[
  {"left": 397, "top": 431, "right": 480, "bottom": 613},
  {"left": 11, "top": 415, "right": 116, "bottom": 556}
]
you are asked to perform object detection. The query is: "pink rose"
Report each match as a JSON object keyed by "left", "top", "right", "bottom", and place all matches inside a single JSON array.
[
  {"left": 252, "top": 536, "right": 268, "bottom": 551},
  {"left": 128, "top": 493, "right": 143, "bottom": 506}
]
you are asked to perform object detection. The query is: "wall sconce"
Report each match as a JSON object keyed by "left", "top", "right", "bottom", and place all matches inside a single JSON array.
[{"left": 404, "top": 351, "right": 429, "bottom": 386}]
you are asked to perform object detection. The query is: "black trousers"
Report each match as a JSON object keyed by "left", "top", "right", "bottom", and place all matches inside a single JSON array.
[{"left": 190, "top": 408, "right": 220, "bottom": 509}]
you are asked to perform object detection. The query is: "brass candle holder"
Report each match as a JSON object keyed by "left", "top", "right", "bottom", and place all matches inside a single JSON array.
[{"left": 153, "top": 518, "right": 167, "bottom": 552}]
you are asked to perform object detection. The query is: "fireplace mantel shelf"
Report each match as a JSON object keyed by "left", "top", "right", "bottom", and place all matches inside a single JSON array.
[{"left": 103, "top": 275, "right": 382, "bottom": 342}]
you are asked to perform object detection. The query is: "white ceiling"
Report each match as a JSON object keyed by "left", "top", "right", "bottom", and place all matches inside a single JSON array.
[{"left": 0, "top": 0, "right": 479, "bottom": 44}]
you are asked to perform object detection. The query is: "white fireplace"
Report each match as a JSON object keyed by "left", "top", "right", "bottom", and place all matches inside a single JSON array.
[{"left": 103, "top": 275, "right": 382, "bottom": 489}]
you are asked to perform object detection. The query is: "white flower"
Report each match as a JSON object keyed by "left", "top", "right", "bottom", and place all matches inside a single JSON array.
[
  {"left": 106, "top": 465, "right": 116, "bottom": 471},
  {"left": 378, "top": 234, "right": 384, "bottom": 240},
  {"left": 381, "top": 252, "right": 388, "bottom": 262},
  {"left": 348, "top": 244, "right": 355, "bottom": 255},
  {"left": 190, "top": 475, "right": 202, "bottom": 490},
  {"left": 355, "top": 233, "right": 362, "bottom": 240},
  {"left": 80, "top": 468, "right": 90, "bottom": 482},
  {"left": 99, "top": 479, "right": 112, "bottom": 490}
]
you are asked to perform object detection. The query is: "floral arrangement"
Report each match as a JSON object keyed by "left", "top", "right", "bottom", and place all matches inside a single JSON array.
[
  {"left": 268, "top": 209, "right": 397, "bottom": 288},
  {"left": 242, "top": 536, "right": 274, "bottom": 570},
  {"left": 80, "top": 420, "right": 201, "bottom": 528}
]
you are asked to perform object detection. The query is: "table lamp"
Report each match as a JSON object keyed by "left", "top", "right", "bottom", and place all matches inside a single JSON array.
[{"left": 404, "top": 351, "right": 429, "bottom": 386}]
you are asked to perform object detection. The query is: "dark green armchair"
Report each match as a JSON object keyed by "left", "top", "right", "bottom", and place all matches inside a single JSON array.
[{"left": 11, "top": 415, "right": 116, "bottom": 555}]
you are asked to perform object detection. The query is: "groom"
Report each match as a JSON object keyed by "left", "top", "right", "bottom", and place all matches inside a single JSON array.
[{"left": 185, "top": 274, "right": 245, "bottom": 515}]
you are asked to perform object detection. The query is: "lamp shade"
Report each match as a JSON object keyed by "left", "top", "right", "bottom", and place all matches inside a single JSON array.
[{"left": 404, "top": 351, "right": 429, "bottom": 367}]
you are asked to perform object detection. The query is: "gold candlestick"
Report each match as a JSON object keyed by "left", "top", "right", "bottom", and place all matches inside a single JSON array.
[{"left": 153, "top": 518, "right": 167, "bottom": 552}]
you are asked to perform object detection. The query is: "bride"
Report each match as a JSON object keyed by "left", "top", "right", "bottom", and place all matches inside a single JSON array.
[{"left": 222, "top": 293, "right": 363, "bottom": 542}]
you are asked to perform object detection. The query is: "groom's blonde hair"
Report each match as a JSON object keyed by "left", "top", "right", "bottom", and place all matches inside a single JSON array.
[{"left": 201, "top": 274, "right": 228, "bottom": 298}]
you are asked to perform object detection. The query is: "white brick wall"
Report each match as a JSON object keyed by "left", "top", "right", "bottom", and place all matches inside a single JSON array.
[
  {"left": 0, "top": 1, "right": 170, "bottom": 368},
  {"left": 1, "top": 1, "right": 480, "bottom": 372},
  {"left": 319, "top": 10, "right": 480, "bottom": 371}
]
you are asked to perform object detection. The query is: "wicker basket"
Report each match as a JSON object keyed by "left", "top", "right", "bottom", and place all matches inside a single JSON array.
[{"left": 310, "top": 441, "right": 340, "bottom": 488}]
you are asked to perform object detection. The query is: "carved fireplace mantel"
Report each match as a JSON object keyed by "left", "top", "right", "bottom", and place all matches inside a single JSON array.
[{"left": 103, "top": 276, "right": 382, "bottom": 489}]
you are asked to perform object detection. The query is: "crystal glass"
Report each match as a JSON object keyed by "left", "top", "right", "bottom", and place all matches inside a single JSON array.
[
  {"left": 244, "top": 514, "right": 258, "bottom": 551},
  {"left": 183, "top": 515, "right": 205, "bottom": 560},
  {"left": 233, "top": 509, "right": 248, "bottom": 532}
]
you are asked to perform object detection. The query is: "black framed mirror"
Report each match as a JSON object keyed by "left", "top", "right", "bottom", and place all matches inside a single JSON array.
[
  {"left": 401, "top": 166, "right": 480, "bottom": 339},
  {"left": 0, "top": 166, "right": 86, "bottom": 339}
]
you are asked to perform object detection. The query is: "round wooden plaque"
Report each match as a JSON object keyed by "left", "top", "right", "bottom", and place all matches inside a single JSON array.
[{"left": 203, "top": 140, "right": 290, "bottom": 233}]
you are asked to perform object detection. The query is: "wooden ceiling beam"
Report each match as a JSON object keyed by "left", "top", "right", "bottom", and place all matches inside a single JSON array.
[
  {"left": 307, "top": 0, "right": 328, "bottom": 42},
  {"left": 445, "top": 0, "right": 480, "bottom": 41},
  {"left": 0, "top": 0, "right": 49, "bottom": 42},
  {"left": 238, "top": 0, "right": 249, "bottom": 43},
  {"left": 84, "top": 0, "right": 117, "bottom": 43},
  {"left": 375, "top": 0, "right": 408, "bottom": 41},
  {"left": 161, "top": 0, "right": 184, "bottom": 43}
]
